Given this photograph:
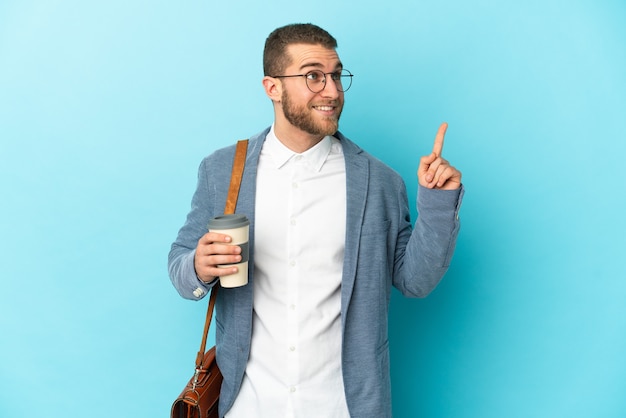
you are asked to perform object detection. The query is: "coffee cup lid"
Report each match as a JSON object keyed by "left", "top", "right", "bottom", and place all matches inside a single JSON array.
[{"left": 208, "top": 214, "right": 249, "bottom": 230}]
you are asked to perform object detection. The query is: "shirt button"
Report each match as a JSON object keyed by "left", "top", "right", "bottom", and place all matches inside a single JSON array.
[
  {"left": 289, "top": 345, "right": 296, "bottom": 352},
  {"left": 192, "top": 287, "right": 204, "bottom": 297},
  {"left": 290, "top": 218, "right": 296, "bottom": 226},
  {"left": 289, "top": 260, "right": 296, "bottom": 267},
  {"left": 292, "top": 182, "right": 298, "bottom": 189},
  {"left": 289, "top": 304, "right": 296, "bottom": 310},
  {"left": 295, "top": 155, "right": 302, "bottom": 161},
  {"left": 289, "top": 386, "right": 296, "bottom": 393}
]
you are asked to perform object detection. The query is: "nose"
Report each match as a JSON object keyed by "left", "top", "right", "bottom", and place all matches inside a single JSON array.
[{"left": 320, "top": 75, "right": 341, "bottom": 98}]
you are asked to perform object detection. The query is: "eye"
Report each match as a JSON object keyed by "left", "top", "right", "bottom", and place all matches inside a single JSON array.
[
  {"left": 306, "top": 71, "right": 323, "bottom": 81},
  {"left": 330, "top": 71, "right": 342, "bottom": 81}
]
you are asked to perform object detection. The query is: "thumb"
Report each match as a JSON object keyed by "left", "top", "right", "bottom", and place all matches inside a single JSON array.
[{"left": 418, "top": 152, "right": 437, "bottom": 171}]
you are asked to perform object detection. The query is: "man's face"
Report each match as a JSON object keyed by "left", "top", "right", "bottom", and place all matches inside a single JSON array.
[{"left": 278, "top": 43, "right": 344, "bottom": 138}]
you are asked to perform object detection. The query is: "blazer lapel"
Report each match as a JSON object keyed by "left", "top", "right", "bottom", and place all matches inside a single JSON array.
[{"left": 337, "top": 133, "right": 369, "bottom": 328}]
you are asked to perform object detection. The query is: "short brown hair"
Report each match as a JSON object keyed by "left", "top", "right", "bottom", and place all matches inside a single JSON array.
[{"left": 263, "top": 23, "right": 338, "bottom": 76}]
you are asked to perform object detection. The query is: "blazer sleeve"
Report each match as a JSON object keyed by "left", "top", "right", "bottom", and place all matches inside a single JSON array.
[
  {"left": 168, "top": 157, "right": 217, "bottom": 300},
  {"left": 393, "top": 184, "right": 464, "bottom": 297}
]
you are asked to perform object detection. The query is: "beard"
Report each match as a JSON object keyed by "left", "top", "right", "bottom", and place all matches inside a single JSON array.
[{"left": 281, "top": 89, "right": 342, "bottom": 137}]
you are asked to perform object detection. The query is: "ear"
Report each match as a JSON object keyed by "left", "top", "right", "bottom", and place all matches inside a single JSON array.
[{"left": 262, "top": 76, "right": 282, "bottom": 102}]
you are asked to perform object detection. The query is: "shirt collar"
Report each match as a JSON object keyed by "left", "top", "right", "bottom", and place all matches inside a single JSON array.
[{"left": 266, "top": 125, "right": 334, "bottom": 172}]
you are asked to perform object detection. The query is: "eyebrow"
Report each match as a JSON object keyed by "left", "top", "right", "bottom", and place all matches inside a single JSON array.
[{"left": 299, "top": 61, "right": 343, "bottom": 72}]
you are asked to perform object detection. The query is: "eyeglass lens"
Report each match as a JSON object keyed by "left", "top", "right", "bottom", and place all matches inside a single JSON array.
[{"left": 306, "top": 69, "right": 353, "bottom": 93}]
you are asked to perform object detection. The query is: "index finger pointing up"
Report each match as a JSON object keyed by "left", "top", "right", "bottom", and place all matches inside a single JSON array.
[{"left": 432, "top": 122, "right": 448, "bottom": 156}]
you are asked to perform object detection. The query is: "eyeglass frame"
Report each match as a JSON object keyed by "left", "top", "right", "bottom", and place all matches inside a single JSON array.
[{"left": 270, "top": 69, "right": 353, "bottom": 93}]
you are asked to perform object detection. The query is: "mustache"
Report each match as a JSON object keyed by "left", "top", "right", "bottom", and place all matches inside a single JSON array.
[{"left": 311, "top": 100, "right": 341, "bottom": 106}]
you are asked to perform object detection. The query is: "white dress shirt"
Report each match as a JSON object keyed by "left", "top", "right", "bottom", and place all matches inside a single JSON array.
[{"left": 226, "top": 127, "right": 349, "bottom": 418}]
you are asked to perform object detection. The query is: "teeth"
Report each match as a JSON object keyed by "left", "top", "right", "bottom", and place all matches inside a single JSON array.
[{"left": 315, "top": 106, "right": 333, "bottom": 111}]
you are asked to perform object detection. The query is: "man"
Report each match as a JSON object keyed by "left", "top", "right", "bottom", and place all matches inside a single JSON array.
[{"left": 169, "top": 23, "right": 463, "bottom": 418}]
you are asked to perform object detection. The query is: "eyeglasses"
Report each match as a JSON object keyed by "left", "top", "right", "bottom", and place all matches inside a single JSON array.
[{"left": 271, "top": 69, "right": 353, "bottom": 93}]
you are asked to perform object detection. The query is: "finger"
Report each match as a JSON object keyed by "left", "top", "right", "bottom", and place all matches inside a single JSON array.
[
  {"left": 419, "top": 152, "right": 437, "bottom": 167},
  {"left": 432, "top": 164, "right": 452, "bottom": 188},
  {"left": 198, "top": 265, "right": 239, "bottom": 283},
  {"left": 204, "top": 243, "right": 241, "bottom": 262},
  {"left": 196, "top": 254, "right": 241, "bottom": 282},
  {"left": 205, "top": 254, "right": 243, "bottom": 268},
  {"left": 426, "top": 157, "right": 447, "bottom": 183},
  {"left": 417, "top": 153, "right": 437, "bottom": 178},
  {"left": 432, "top": 122, "right": 448, "bottom": 157},
  {"left": 200, "top": 232, "right": 233, "bottom": 245},
  {"left": 436, "top": 167, "right": 462, "bottom": 190},
  {"left": 197, "top": 244, "right": 242, "bottom": 261}
]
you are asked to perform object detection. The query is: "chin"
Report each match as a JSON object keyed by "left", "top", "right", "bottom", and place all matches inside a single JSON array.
[{"left": 318, "top": 118, "right": 339, "bottom": 135}]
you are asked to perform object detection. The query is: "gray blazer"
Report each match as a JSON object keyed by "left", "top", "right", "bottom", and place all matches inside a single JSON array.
[{"left": 169, "top": 127, "right": 463, "bottom": 417}]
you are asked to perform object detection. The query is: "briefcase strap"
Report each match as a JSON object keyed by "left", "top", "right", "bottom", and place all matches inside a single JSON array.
[{"left": 195, "top": 139, "right": 248, "bottom": 369}]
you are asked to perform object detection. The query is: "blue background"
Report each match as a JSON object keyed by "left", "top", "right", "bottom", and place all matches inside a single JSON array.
[{"left": 1, "top": 1, "right": 625, "bottom": 417}]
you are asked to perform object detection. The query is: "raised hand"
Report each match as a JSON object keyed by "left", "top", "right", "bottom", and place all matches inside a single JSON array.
[{"left": 418, "top": 122, "right": 462, "bottom": 190}]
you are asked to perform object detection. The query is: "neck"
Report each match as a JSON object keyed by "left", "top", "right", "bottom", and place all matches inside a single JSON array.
[{"left": 273, "top": 119, "right": 325, "bottom": 153}]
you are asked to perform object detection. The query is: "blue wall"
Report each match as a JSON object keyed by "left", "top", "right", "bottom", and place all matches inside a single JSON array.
[{"left": 1, "top": 1, "right": 625, "bottom": 417}]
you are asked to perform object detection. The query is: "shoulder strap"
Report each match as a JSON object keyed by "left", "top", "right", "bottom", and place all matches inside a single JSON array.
[
  {"left": 195, "top": 139, "right": 249, "bottom": 368},
  {"left": 224, "top": 140, "right": 249, "bottom": 215}
]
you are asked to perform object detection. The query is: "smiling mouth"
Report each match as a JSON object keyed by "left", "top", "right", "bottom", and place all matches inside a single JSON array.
[{"left": 313, "top": 105, "right": 335, "bottom": 111}]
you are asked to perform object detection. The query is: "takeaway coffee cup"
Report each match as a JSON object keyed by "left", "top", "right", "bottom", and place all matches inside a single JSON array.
[{"left": 207, "top": 214, "right": 250, "bottom": 288}]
